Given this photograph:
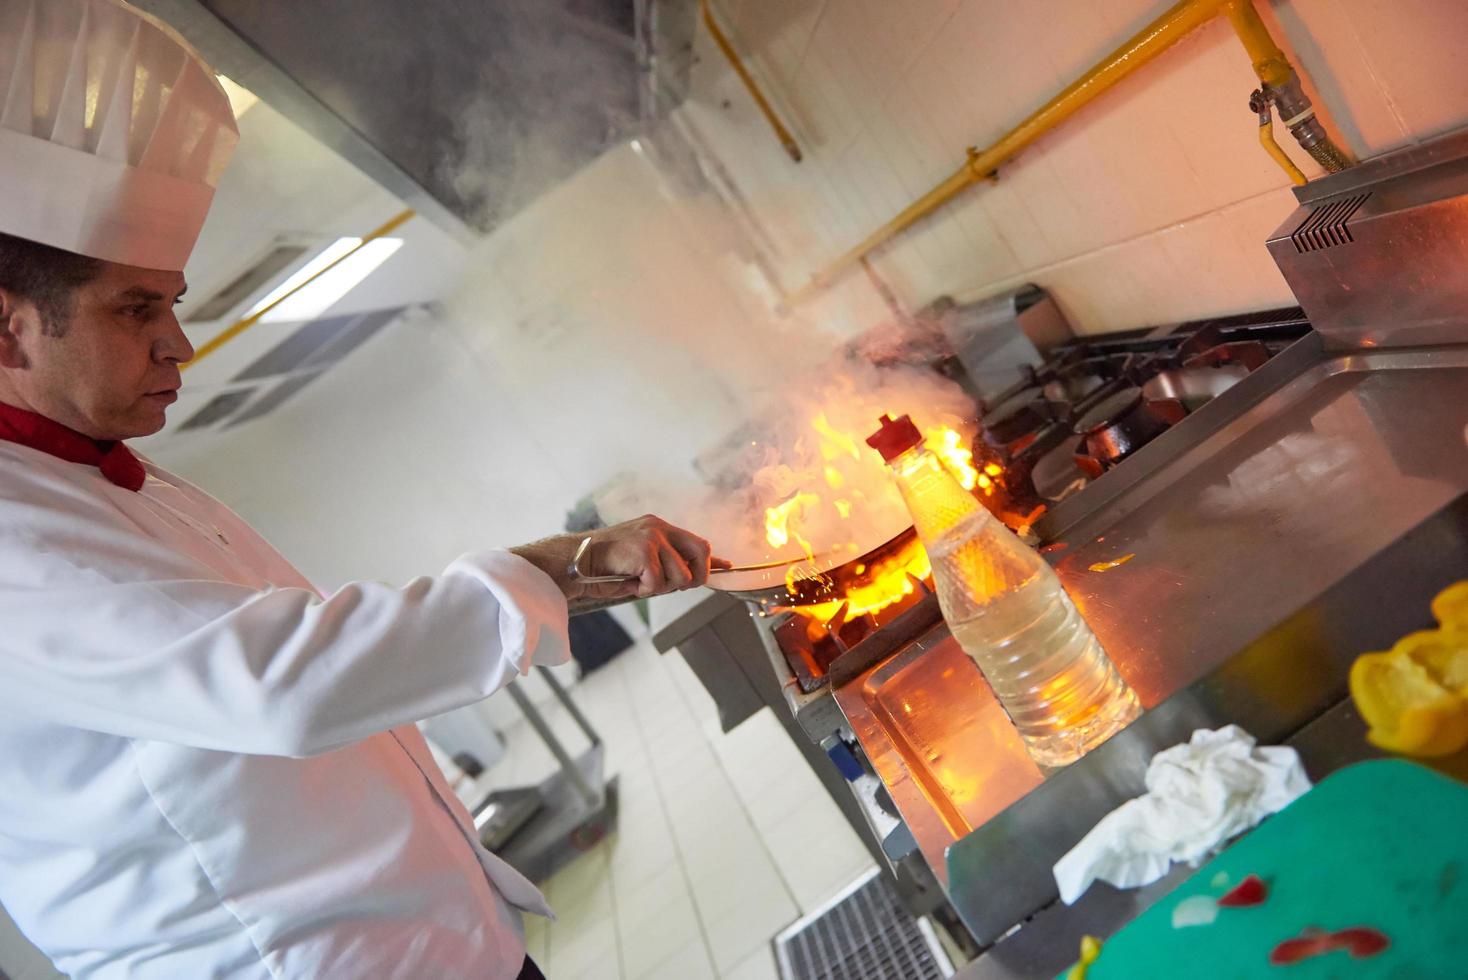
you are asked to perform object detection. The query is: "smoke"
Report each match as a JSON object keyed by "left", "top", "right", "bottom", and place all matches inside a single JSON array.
[
  {"left": 433, "top": 3, "right": 978, "bottom": 561},
  {"left": 439, "top": 0, "right": 642, "bottom": 232},
  {"left": 594, "top": 351, "right": 978, "bottom": 563}
]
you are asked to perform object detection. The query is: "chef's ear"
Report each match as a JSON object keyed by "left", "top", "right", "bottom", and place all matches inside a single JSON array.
[{"left": 0, "top": 287, "right": 31, "bottom": 368}]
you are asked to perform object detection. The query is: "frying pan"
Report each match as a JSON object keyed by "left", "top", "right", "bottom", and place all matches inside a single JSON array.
[{"left": 569, "top": 525, "right": 921, "bottom": 611}]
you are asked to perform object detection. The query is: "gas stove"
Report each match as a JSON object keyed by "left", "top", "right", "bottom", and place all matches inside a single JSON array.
[
  {"left": 974, "top": 307, "right": 1312, "bottom": 513},
  {"left": 760, "top": 305, "right": 1314, "bottom": 703}
]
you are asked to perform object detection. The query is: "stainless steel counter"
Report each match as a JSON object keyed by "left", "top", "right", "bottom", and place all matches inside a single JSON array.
[{"left": 830, "top": 338, "right": 1468, "bottom": 949}]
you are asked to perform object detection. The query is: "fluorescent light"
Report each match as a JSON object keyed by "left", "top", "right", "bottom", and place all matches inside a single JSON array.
[
  {"left": 217, "top": 75, "right": 260, "bottom": 118},
  {"left": 243, "top": 236, "right": 404, "bottom": 324},
  {"left": 245, "top": 238, "right": 360, "bottom": 319}
]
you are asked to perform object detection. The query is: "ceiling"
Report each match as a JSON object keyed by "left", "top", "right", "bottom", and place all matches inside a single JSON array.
[{"left": 137, "top": 0, "right": 697, "bottom": 236}]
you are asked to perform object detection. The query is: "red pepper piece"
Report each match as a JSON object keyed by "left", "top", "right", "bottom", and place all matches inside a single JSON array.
[
  {"left": 1334, "top": 927, "right": 1390, "bottom": 958},
  {"left": 1270, "top": 932, "right": 1334, "bottom": 966},
  {"left": 1218, "top": 874, "right": 1268, "bottom": 907},
  {"left": 1269, "top": 926, "right": 1390, "bottom": 966}
]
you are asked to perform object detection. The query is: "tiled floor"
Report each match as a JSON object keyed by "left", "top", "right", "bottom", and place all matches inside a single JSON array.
[{"left": 490, "top": 635, "right": 876, "bottom": 980}]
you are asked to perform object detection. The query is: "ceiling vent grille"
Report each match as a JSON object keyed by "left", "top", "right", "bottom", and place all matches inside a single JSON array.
[{"left": 184, "top": 244, "right": 310, "bottom": 323}]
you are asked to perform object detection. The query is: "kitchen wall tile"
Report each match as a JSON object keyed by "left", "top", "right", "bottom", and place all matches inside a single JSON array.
[
  {"left": 1212, "top": 187, "right": 1301, "bottom": 312},
  {"left": 945, "top": 197, "right": 1023, "bottom": 287},
  {"left": 1334, "top": 0, "right": 1468, "bottom": 145},
  {"left": 974, "top": 178, "right": 1057, "bottom": 273},
  {"left": 1268, "top": 0, "right": 1413, "bottom": 158},
  {"left": 1153, "top": 215, "right": 1239, "bottom": 316},
  {"left": 790, "top": 18, "right": 877, "bottom": 156},
  {"left": 686, "top": 0, "right": 1468, "bottom": 333},
  {"left": 729, "top": 0, "right": 828, "bottom": 85},
  {"left": 807, "top": 0, "right": 962, "bottom": 135}
]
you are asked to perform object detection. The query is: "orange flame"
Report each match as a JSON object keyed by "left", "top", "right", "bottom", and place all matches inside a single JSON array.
[
  {"left": 796, "top": 535, "right": 932, "bottom": 624},
  {"left": 764, "top": 491, "right": 819, "bottom": 549},
  {"left": 765, "top": 419, "right": 987, "bottom": 624},
  {"left": 925, "top": 427, "right": 979, "bottom": 490},
  {"left": 812, "top": 412, "right": 863, "bottom": 461}
]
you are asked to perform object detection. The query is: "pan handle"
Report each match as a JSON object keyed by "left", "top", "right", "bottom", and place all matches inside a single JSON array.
[
  {"left": 568, "top": 536, "right": 821, "bottom": 584},
  {"left": 566, "top": 537, "right": 641, "bottom": 585}
]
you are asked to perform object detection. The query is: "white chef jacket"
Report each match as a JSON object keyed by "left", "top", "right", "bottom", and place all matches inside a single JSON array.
[{"left": 0, "top": 441, "right": 572, "bottom": 978}]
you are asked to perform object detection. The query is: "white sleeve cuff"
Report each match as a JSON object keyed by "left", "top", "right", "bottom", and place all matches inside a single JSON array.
[{"left": 446, "top": 550, "right": 572, "bottom": 672}]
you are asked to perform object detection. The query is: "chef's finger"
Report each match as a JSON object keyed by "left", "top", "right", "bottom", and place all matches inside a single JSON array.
[
  {"left": 638, "top": 542, "right": 664, "bottom": 598},
  {"left": 666, "top": 528, "right": 714, "bottom": 587},
  {"left": 658, "top": 543, "right": 694, "bottom": 592},
  {"left": 711, "top": 556, "right": 734, "bottom": 570}
]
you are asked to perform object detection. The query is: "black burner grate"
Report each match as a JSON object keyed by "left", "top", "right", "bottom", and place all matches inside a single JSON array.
[{"left": 775, "top": 870, "right": 952, "bottom": 980}]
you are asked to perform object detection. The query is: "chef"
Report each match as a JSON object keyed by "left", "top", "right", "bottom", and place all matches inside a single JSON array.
[{"left": 0, "top": 1, "right": 722, "bottom": 978}]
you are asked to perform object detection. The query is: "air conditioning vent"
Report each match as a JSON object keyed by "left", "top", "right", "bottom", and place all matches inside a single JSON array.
[
  {"left": 184, "top": 244, "right": 310, "bottom": 323},
  {"left": 1290, "top": 192, "right": 1371, "bottom": 253}
]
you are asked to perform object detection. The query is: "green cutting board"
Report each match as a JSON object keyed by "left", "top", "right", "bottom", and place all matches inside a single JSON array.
[{"left": 1076, "top": 760, "right": 1468, "bottom": 979}]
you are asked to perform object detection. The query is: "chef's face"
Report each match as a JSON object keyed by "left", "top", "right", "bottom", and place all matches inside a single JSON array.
[{"left": 0, "top": 260, "right": 192, "bottom": 440}]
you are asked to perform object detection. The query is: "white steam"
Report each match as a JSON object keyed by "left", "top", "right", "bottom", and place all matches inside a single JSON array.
[{"left": 595, "top": 353, "right": 977, "bottom": 563}]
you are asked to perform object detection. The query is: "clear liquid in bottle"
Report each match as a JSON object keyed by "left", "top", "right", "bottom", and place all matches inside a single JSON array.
[{"left": 868, "top": 414, "right": 1140, "bottom": 770}]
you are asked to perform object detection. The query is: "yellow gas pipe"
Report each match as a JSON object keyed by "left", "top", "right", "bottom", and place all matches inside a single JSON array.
[
  {"left": 787, "top": 0, "right": 1346, "bottom": 306},
  {"left": 701, "top": 0, "right": 802, "bottom": 163},
  {"left": 1253, "top": 89, "right": 1307, "bottom": 186},
  {"left": 183, "top": 209, "right": 415, "bottom": 371}
]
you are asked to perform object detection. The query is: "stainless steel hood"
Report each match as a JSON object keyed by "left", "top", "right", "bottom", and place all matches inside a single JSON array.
[{"left": 137, "top": 0, "right": 697, "bottom": 238}]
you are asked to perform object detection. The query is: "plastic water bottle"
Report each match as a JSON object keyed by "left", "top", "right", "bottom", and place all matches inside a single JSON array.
[{"left": 867, "top": 414, "right": 1140, "bottom": 769}]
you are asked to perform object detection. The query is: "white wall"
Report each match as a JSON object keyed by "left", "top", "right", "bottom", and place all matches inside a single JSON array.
[
  {"left": 155, "top": 309, "right": 573, "bottom": 585},
  {"left": 682, "top": 0, "right": 1468, "bottom": 333}
]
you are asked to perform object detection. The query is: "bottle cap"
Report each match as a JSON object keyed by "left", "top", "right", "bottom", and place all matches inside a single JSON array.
[{"left": 866, "top": 414, "right": 922, "bottom": 462}]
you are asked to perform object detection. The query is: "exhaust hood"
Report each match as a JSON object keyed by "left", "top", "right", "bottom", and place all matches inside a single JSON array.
[{"left": 135, "top": 0, "right": 697, "bottom": 238}]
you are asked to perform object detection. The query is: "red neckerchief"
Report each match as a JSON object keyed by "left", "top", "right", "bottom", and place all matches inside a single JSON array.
[{"left": 0, "top": 401, "right": 146, "bottom": 491}]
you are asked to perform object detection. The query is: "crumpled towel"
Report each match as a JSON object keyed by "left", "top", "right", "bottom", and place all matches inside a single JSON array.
[{"left": 1053, "top": 725, "right": 1311, "bottom": 905}]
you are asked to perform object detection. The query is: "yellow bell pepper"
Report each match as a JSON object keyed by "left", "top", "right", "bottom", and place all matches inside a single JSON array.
[{"left": 1349, "top": 581, "right": 1468, "bottom": 758}]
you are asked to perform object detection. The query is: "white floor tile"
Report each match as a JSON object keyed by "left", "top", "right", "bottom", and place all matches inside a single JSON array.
[
  {"left": 522, "top": 913, "right": 549, "bottom": 966},
  {"left": 616, "top": 878, "right": 704, "bottom": 977},
  {"left": 699, "top": 881, "right": 799, "bottom": 974},
  {"left": 631, "top": 938, "right": 717, "bottom": 980},
  {"left": 762, "top": 796, "right": 875, "bottom": 913},
  {"left": 547, "top": 908, "right": 619, "bottom": 978},
  {"left": 723, "top": 946, "right": 781, "bottom": 980},
  {"left": 513, "top": 637, "right": 884, "bottom": 980},
  {"left": 546, "top": 845, "right": 612, "bottom": 915},
  {"left": 615, "top": 860, "right": 691, "bottom": 933},
  {"left": 738, "top": 765, "right": 824, "bottom": 834}
]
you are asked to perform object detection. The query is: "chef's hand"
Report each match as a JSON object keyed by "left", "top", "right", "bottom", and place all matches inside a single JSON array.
[{"left": 511, "top": 515, "right": 733, "bottom": 605}]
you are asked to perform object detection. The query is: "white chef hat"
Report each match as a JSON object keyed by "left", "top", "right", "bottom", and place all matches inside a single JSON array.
[{"left": 0, "top": 0, "right": 238, "bottom": 271}]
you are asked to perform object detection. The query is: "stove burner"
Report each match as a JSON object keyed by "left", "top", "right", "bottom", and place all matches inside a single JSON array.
[
  {"left": 969, "top": 307, "right": 1312, "bottom": 504},
  {"left": 774, "top": 579, "right": 937, "bottom": 693},
  {"left": 982, "top": 394, "right": 1057, "bottom": 448},
  {"left": 1071, "top": 386, "right": 1185, "bottom": 478}
]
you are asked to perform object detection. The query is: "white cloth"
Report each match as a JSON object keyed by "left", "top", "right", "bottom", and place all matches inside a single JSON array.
[
  {"left": 0, "top": 441, "right": 571, "bottom": 978},
  {"left": 1052, "top": 726, "right": 1311, "bottom": 905}
]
